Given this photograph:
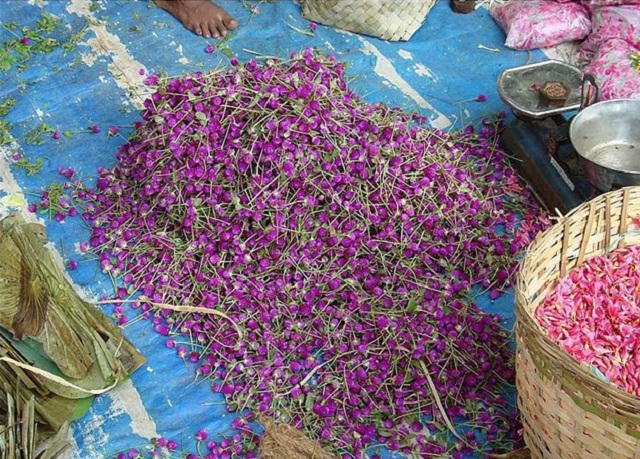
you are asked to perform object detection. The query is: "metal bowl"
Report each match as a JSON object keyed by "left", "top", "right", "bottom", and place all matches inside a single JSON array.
[{"left": 570, "top": 99, "right": 640, "bottom": 191}]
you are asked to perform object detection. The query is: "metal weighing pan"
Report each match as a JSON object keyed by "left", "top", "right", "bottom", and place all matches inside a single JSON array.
[
  {"left": 498, "top": 60, "right": 583, "bottom": 119},
  {"left": 570, "top": 99, "right": 640, "bottom": 191}
]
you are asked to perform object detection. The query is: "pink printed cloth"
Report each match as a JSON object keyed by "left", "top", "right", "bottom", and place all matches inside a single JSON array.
[
  {"left": 583, "top": 38, "right": 640, "bottom": 99},
  {"left": 578, "top": 4, "right": 640, "bottom": 62},
  {"left": 489, "top": 0, "right": 592, "bottom": 50},
  {"left": 582, "top": 0, "right": 640, "bottom": 7}
]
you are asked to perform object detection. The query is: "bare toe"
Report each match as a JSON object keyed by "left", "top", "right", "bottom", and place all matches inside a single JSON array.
[
  {"left": 225, "top": 18, "right": 238, "bottom": 31},
  {"left": 154, "top": 0, "right": 237, "bottom": 38},
  {"left": 207, "top": 23, "right": 221, "bottom": 39}
]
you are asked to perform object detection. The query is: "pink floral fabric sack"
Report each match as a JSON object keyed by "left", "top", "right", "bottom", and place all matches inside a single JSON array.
[
  {"left": 583, "top": 38, "right": 640, "bottom": 99},
  {"left": 490, "top": 0, "right": 591, "bottom": 50},
  {"left": 582, "top": 0, "right": 640, "bottom": 7},
  {"left": 578, "top": 4, "right": 640, "bottom": 61}
]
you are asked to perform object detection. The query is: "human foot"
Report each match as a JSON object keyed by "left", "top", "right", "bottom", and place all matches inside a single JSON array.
[{"left": 154, "top": 0, "right": 238, "bottom": 38}]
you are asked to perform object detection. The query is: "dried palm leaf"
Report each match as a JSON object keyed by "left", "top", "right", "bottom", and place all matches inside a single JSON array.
[
  {"left": 0, "top": 381, "right": 70, "bottom": 459},
  {"left": 0, "top": 332, "right": 91, "bottom": 436},
  {"left": 0, "top": 213, "right": 146, "bottom": 395}
]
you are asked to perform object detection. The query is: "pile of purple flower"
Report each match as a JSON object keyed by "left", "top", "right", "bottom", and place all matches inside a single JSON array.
[{"left": 78, "top": 49, "right": 548, "bottom": 458}]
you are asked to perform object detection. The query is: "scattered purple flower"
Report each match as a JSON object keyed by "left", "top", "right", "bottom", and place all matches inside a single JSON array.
[
  {"left": 144, "top": 74, "right": 158, "bottom": 86},
  {"left": 195, "top": 428, "right": 208, "bottom": 442}
]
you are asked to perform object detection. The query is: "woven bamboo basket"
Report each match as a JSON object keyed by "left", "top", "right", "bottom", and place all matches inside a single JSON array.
[
  {"left": 515, "top": 187, "right": 640, "bottom": 459},
  {"left": 298, "top": 0, "right": 436, "bottom": 42}
]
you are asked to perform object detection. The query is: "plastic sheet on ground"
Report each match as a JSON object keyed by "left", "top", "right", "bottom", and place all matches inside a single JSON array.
[{"left": 0, "top": 1, "right": 549, "bottom": 457}]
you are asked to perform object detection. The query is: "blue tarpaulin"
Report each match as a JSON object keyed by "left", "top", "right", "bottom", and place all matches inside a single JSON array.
[{"left": 0, "top": 1, "right": 548, "bottom": 457}]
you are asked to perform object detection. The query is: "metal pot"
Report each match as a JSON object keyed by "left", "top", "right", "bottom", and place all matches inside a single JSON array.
[{"left": 570, "top": 98, "right": 640, "bottom": 191}]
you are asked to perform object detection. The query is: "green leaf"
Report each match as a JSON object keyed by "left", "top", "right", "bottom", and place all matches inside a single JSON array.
[
  {"left": 304, "top": 393, "right": 315, "bottom": 411},
  {"left": 0, "top": 194, "right": 27, "bottom": 209},
  {"left": 0, "top": 120, "right": 12, "bottom": 146},
  {"left": 406, "top": 299, "right": 419, "bottom": 313},
  {"left": 195, "top": 111, "right": 208, "bottom": 124},
  {"left": 35, "top": 13, "right": 61, "bottom": 34},
  {"left": 0, "top": 54, "right": 13, "bottom": 72},
  {"left": 14, "top": 157, "right": 44, "bottom": 176}
]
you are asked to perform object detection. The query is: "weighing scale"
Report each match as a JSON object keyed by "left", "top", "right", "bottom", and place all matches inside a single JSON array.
[{"left": 498, "top": 60, "right": 598, "bottom": 214}]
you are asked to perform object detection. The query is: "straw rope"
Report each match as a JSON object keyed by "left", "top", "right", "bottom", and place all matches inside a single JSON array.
[
  {"left": 515, "top": 186, "right": 640, "bottom": 459},
  {"left": 0, "top": 356, "right": 118, "bottom": 396},
  {"left": 299, "top": 0, "right": 436, "bottom": 42},
  {"left": 258, "top": 416, "right": 338, "bottom": 459}
]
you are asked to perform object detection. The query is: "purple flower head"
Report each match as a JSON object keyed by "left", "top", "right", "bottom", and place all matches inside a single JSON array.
[
  {"left": 144, "top": 74, "right": 158, "bottom": 86},
  {"left": 476, "top": 94, "right": 488, "bottom": 102},
  {"left": 52, "top": 130, "right": 61, "bottom": 140},
  {"left": 205, "top": 44, "right": 215, "bottom": 54},
  {"left": 90, "top": 124, "right": 101, "bottom": 134},
  {"left": 20, "top": 37, "right": 30, "bottom": 46}
]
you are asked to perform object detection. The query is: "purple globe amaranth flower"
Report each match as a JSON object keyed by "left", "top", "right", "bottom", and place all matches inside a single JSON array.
[
  {"left": 75, "top": 49, "right": 546, "bottom": 458},
  {"left": 195, "top": 428, "right": 208, "bottom": 441}
]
